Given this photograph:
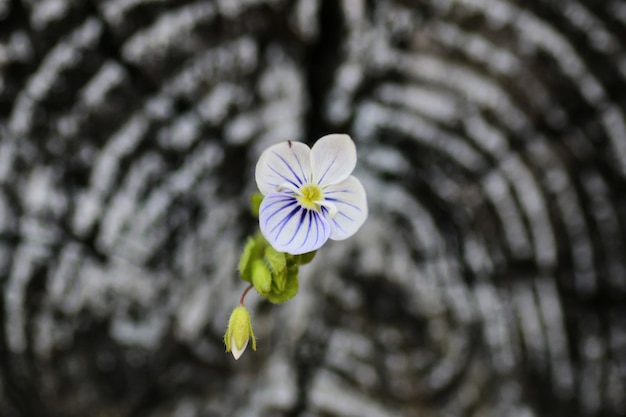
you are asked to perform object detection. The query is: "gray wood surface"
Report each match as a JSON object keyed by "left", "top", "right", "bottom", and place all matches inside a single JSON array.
[{"left": 1, "top": 1, "right": 626, "bottom": 416}]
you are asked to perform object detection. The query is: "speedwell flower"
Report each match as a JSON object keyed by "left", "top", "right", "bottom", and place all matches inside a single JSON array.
[{"left": 255, "top": 134, "right": 368, "bottom": 255}]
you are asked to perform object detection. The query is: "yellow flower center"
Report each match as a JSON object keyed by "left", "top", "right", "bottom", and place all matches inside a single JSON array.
[{"left": 298, "top": 184, "right": 323, "bottom": 210}]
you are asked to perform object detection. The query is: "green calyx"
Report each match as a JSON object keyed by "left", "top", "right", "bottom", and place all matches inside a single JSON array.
[
  {"left": 223, "top": 305, "right": 256, "bottom": 360},
  {"left": 237, "top": 232, "right": 314, "bottom": 304}
]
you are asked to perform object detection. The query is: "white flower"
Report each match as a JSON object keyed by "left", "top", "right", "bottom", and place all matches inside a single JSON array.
[{"left": 255, "top": 134, "right": 368, "bottom": 255}]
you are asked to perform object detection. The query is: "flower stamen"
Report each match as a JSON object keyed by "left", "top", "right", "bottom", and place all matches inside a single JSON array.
[
  {"left": 316, "top": 200, "right": 338, "bottom": 218},
  {"left": 298, "top": 184, "right": 323, "bottom": 210},
  {"left": 277, "top": 182, "right": 300, "bottom": 194}
]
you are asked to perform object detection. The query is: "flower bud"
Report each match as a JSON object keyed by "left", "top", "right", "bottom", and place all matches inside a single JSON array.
[
  {"left": 252, "top": 259, "right": 272, "bottom": 296},
  {"left": 223, "top": 305, "right": 256, "bottom": 360}
]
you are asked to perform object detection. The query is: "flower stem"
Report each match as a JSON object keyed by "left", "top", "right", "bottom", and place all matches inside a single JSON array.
[{"left": 240, "top": 283, "right": 254, "bottom": 305}]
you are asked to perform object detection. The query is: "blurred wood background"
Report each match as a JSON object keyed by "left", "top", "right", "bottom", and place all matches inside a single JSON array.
[{"left": 1, "top": 0, "right": 626, "bottom": 416}]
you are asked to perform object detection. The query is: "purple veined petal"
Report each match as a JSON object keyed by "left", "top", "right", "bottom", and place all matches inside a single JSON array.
[
  {"left": 259, "top": 193, "right": 331, "bottom": 255},
  {"left": 322, "top": 175, "right": 368, "bottom": 241},
  {"left": 310, "top": 134, "right": 356, "bottom": 187},
  {"left": 255, "top": 141, "right": 312, "bottom": 195}
]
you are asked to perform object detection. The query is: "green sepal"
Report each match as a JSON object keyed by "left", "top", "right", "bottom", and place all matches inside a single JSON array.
[
  {"left": 273, "top": 267, "right": 287, "bottom": 293},
  {"left": 237, "top": 227, "right": 311, "bottom": 304},
  {"left": 295, "top": 251, "right": 317, "bottom": 265},
  {"left": 264, "top": 246, "right": 287, "bottom": 276},
  {"left": 250, "top": 193, "right": 264, "bottom": 218},
  {"left": 251, "top": 259, "right": 272, "bottom": 296},
  {"left": 238, "top": 237, "right": 256, "bottom": 282},
  {"left": 285, "top": 253, "right": 298, "bottom": 267},
  {"left": 264, "top": 246, "right": 287, "bottom": 291},
  {"left": 267, "top": 265, "right": 299, "bottom": 304}
]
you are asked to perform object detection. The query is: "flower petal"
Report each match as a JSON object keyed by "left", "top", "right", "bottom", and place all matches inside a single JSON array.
[
  {"left": 322, "top": 175, "right": 368, "bottom": 241},
  {"left": 259, "top": 193, "right": 330, "bottom": 255},
  {"left": 310, "top": 134, "right": 356, "bottom": 186},
  {"left": 255, "top": 141, "right": 312, "bottom": 195},
  {"left": 231, "top": 334, "right": 248, "bottom": 360}
]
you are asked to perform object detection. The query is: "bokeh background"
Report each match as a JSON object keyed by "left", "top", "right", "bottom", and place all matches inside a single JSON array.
[{"left": 1, "top": 0, "right": 626, "bottom": 416}]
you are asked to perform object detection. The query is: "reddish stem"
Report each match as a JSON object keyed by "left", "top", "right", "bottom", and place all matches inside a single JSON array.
[{"left": 239, "top": 283, "right": 254, "bottom": 305}]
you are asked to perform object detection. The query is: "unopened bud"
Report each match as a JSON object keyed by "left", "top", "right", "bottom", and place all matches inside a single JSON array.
[{"left": 223, "top": 305, "right": 256, "bottom": 360}]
